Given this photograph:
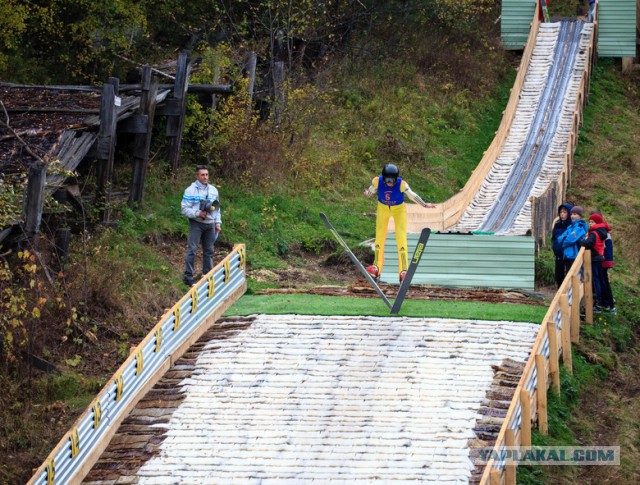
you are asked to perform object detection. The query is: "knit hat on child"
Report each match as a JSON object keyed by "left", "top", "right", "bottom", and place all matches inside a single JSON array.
[
  {"left": 570, "top": 206, "right": 584, "bottom": 217},
  {"left": 589, "top": 213, "right": 604, "bottom": 224}
]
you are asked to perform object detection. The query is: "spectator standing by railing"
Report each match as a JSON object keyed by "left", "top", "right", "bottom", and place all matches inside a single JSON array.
[
  {"left": 558, "top": 206, "right": 588, "bottom": 271},
  {"left": 552, "top": 202, "right": 573, "bottom": 288},
  {"left": 580, "top": 212, "right": 608, "bottom": 312},
  {"left": 590, "top": 211, "right": 615, "bottom": 313}
]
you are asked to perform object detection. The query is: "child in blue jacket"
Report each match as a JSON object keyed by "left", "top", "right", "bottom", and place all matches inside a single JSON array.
[
  {"left": 551, "top": 202, "right": 573, "bottom": 287},
  {"left": 557, "top": 206, "right": 588, "bottom": 270}
]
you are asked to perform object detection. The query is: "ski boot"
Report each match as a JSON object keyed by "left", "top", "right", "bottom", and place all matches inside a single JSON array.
[{"left": 365, "top": 264, "right": 380, "bottom": 283}]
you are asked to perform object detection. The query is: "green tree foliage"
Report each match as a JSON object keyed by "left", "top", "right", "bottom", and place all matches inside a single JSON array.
[
  {"left": 0, "top": 0, "right": 28, "bottom": 72},
  {"left": 3, "top": 0, "right": 147, "bottom": 82}
]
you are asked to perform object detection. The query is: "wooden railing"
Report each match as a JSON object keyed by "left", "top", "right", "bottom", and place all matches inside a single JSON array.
[
  {"left": 479, "top": 247, "right": 594, "bottom": 484},
  {"left": 28, "top": 245, "right": 247, "bottom": 485}
]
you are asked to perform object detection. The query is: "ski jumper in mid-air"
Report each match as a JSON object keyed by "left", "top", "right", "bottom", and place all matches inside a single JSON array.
[{"left": 363, "top": 164, "right": 434, "bottom": 282}]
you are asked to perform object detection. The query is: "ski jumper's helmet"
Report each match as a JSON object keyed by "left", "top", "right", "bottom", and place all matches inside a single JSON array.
[{"left": 382, "top": 164, "right": 399, "bottom": 185}]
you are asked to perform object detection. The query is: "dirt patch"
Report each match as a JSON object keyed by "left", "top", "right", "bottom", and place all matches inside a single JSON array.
[{"left": 257, "top": 282, "right": 546, "bottom": 306}]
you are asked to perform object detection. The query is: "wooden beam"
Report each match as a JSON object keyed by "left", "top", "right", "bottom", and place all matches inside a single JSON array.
[
  {"left": 505, "top": 428, "right": 516, "bottom": 485},
  {"left": 560, "top": 294, "right": 572, "bottom": 374},
  {"left": 571, "top": 274, "right": 582, "bottom": 341},
  {"left": 167, "top": 51, "right": 191, "bottom": 174},
  {"left": 583, "top": 250, "right": 594, "bottom": 323},
  {"left": 129, "top": 66, "right": 158, "bottom": 207},
  {"left": 535, "top": 354, "right": 548, "bottom": 435},
  {"left": 23, "top": 162, "right": 47, "bottom": 236},
  {"left": 520, "top": 389, "right": 531, "bottom": 447},
  {"left": 95, "top": 82, "right": 118, "bottom": 223},
  {"left": 547, "top": 319, "right": 560, "bottom": 394},
  {"left": 490, "top": 469, "right": 501, "bottom": 485}
]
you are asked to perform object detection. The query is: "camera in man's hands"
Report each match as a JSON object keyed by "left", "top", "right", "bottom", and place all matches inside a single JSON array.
[{"left": 199, "top": 198, "right": 220, "bottom": 213}]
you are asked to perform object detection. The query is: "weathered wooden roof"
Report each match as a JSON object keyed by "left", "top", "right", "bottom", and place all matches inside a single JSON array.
[
  {"left": 87, "top": 315, "right": 538, "bottom": 483},
  {"left": 0, "top": 86, "right": 102, "bottom": 175}
]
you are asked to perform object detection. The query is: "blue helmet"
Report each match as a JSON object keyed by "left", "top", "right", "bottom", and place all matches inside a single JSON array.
[{"left": 382, "top": 164, "right": 399, "bottom": 185}]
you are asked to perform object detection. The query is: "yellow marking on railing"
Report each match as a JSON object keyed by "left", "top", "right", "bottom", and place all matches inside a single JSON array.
[
  {"left": 224, "top": 260, "right": 230, "bottom": 283},
  {"left": 191, "top": 288, "right": 198, "bottom": 313},
  {"left": 173, "top": 306, "right": 182, "bottom": 331},
  {"left": 70, "top": 429, "right": 79, "bottom": 458},
  {"left": 115, "top": 374, "right": 124, "bottom": 401},
  {"left": 154, "top": 327, "right": 163, "bottom": 353},
  {"left": 207, "top": 274, "right": 215, "bottom": 298},
  {"left": 135, "top": 350, "right": 144, "bottom": 376},
  {"left": 93, "top": 401, "right": 102, "bottom": 429},
  {"left": 238, "top": 246, "right": 246, "bottom": 270},
  {"left": 46, "top": 459, "right": 55, "bottom": 484}
]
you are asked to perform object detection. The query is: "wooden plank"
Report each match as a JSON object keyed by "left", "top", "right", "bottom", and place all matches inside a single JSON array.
[
  {"left": 23, "top": 162, "right": 47, "bottom": 236},
  {"left": 571, "top": 274, "right": 582, "bottom": 341},
  {"left": 547, "top": 319, "right": 560, "bottom": 395},
  {"left": 490, "top": 469, "right": 502, "bottom": 485},
  {"left": 583, "top": 250, "right": 594, "bottom": 324},
  {"left": 167, "top": 51, "right": 191, "bottom": 173},
  {"left": 520, "top": 389, "right": 531, "bottom": 447},
  {"left": 95, "top": 82, "right": 117, "bottom": 223},
  {"left": 560, "top": 294, "right": 572, "bottom": 374},
  {"left": 505, "top": 428, "right": 516, "bottom": 485},
  {"left": 129, "top": 65, "right": 158, "bottom": 207},
  {"left": 535, "top": 354, "right": 548, "bottom": 435}
]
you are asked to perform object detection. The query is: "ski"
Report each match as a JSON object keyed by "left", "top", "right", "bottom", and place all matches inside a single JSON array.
[
  {"left": 320, "top": 212, "right": 392, "bottom": 309},
  {"left": 390, "top": 227, "right": 431, "bottom": 314}
]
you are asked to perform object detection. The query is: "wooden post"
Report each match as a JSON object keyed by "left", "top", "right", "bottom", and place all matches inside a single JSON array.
[
  {"left": 571, "top": 274, "right": 582, "bottom": 340},
  {"left": 245, "top": 51, "right": 257, "bottom": 107},
  {"left": 561, "top": 294, "right": 572, "bottom": 374},
  {"left": 23, "top": 162, "right": 47, "bottom": 237},
  {"left": 129, "top": 66, "right": 158, "bottom": 207},
  {"left": 584, "top": 250, "right": 594, "bottom": 323},
  {"left": 535, "top": 354, "right": 548, "bottom": 434},
  {"left": 520, "top": 389, "right": 531, "bottom": 447},
  {"left": 272, "top": 60, "right": 285, "bottom": 126},
  {"left": 167, "top": 50, "right": 191, "bottom": 174},
  {"left": 505, "top": 428, "right": 516, "bottom": 485},
  {"left": 490, "top": 469, "right": 501, "bottom": 485},
  {"left": 95, "top": 82, "right": 117, "bottom": 223},
  {"left": 547, "top": 319, "right": 561, "bottom": 394}
]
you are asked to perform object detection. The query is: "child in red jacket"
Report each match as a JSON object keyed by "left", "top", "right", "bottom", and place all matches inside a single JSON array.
[
  {"left": 590, "top": 211, "right": 615, "bottom": 313},
  {"left": 580, "top": 213, "right": 608, "bottom": 312}
]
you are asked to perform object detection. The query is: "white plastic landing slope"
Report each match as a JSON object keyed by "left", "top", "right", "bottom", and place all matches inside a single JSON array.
[
  {"left": 137, "top": 315, "right": 538, "bottom": 484},
  {"left": 454, "top": 22, "right": 593, "bottom": 235}
]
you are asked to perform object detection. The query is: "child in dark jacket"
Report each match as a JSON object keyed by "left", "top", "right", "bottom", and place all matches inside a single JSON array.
[
  {"left": 581, "top": 213, "right": 609, "bottom": 311},
  {"left": 551, "top": 202, "right": 573, "bottom": 287},
  {"left": 557, "top": 206, "right": 588, "bottom": 270}
]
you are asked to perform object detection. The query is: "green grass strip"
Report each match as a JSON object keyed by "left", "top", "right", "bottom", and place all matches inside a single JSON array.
[{"left": 225, "top": 294, "right": 548, "bottom": 322}]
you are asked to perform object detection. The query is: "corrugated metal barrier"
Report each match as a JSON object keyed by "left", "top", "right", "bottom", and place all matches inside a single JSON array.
[
  {"left": 380, "top": 233, "right": 535, "bottom": 290},
  {"left": 28, "top": 244, "right": 247, "bottom": 485}
]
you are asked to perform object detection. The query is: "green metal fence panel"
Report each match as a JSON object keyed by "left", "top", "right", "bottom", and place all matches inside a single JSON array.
[
  {"left": 379, "top": 233, "right": 535, "bottom": 290},
  {"left": 598, "top": 0, "right": 637, "bottom": 57},
  {"left": 501, "top": 0, "right": 538, "bottom": 49}
]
